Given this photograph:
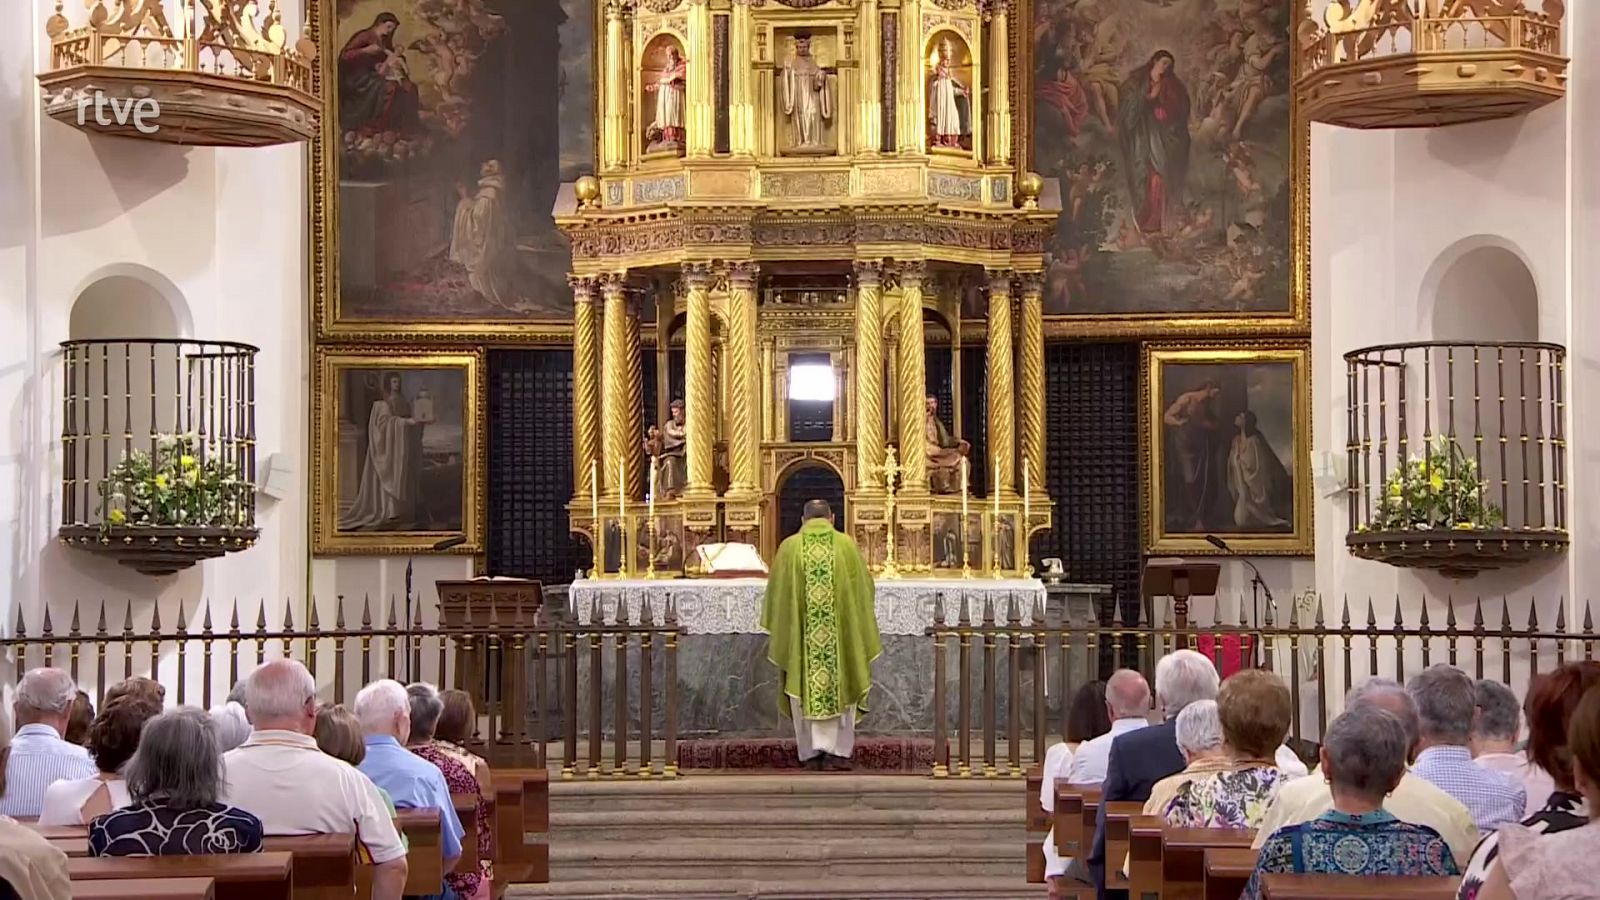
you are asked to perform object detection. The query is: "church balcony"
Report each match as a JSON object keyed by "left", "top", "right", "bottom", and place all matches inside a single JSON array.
[
  {"left": 1344, "top": 341, "right": 1567, "bottom": 579},
  {"left": 58, "top": 338, "right": 260, "bottom": 576},
  {"left": 38, "top": 0, "right": 318, "bottom": 147},
  {"left": 1297, "top": 1, "right": 1566, "bottom": 129}
]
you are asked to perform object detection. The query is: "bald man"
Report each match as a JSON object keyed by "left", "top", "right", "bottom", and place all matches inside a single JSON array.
[{"left": 1065, "top": 669, "right": 1152, "bottom": 785}]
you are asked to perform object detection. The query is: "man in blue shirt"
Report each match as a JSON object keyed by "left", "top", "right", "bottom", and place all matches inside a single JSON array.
[{"left": 354, "top": 679, "right": 464, "bottom": 899}]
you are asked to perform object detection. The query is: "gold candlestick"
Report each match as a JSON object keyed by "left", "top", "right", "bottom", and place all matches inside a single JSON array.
[
  {"left": 589, "top": 461, "right": 600, "bottom": 578},
  {"left": 990, "top": 464, "right": 1003, "bottom": 579},
  {"left": 876, "top": 445, "right": 901, "bottom": 580},
  {"left": 960, "top": 457, "right": 972, "bottom": 579},
  {"left": 619, "top": 460, "right": 631, "bottom": 578},
  {"left": 1021, "top": 462, "right": 1033, "bottom": 578},
  {"left": 646, "top": 455, "right": 659, "bottom": 580}
]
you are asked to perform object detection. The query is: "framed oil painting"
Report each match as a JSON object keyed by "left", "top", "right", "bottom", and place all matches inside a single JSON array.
[
  {"left": 314, "top": 348, "right": 484, "bottom": 554},
  {"left": 1028, "top": 0, "right": 1307, "bottom": 334},
  {"left": 1144, "top": 344, "right": 1311, "bottom": 554},
  {"left": 310, "top": 0, "right": 595, "bottom": 341}
]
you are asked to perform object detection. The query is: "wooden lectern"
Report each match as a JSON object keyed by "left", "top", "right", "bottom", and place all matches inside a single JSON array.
[
  {"left": 1140, "top": 558, "right": 1220, "bottom": 631},
  {"left": 437, "top": 579, "right": 545, "bottom": 756}
]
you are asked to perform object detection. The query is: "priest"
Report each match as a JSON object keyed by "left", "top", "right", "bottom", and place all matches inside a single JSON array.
[{"left": 762, "top": 500, "right": 882, "bottom": 770}]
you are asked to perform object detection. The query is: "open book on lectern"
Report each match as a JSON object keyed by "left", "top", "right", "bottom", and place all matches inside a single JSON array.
[{"left": 693, "top": 542, "right": 768, "bottom": 577}]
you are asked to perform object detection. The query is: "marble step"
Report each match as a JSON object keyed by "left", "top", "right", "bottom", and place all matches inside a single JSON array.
[
  {"left": 550, "top": 773, "right": 1021, "bottom": 812},
  {"left": 509, "top": 874, "right": 1036, "bottom": 899},
  {"left": 552, "top": 806, "right": 1024, "bottom": 841},
  {"left": 548, "top": 836, "right": 1025, "bottom": 882}
]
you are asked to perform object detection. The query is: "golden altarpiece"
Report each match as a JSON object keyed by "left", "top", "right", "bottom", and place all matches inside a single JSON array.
[{"left": 556, "top": 0, "right": 1055, "bottom": 578}]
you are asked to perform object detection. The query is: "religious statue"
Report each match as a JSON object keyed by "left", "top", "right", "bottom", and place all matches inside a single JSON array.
[
  {"left": 927, "top": 38, "right": 970, "bottom": 149},
  {"left": 643, "top": 398, "right": 688, "bottom": 499},
  {"left": 644, "top": 45, "right": 687, "bottom": 154},
  {"left": 924, "top": 394, "right": 970, "bottom": 494},
  {"left": 781, "top": 32, "right": 833, "bottom": 154}
]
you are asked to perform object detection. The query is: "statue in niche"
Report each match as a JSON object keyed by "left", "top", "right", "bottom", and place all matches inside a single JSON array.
[
  {"left": 643, "top": 398, "right": 688, "bottom": 499},
  {"left": 927, "top": 38, "right": 970, "bottom": 150},
  {"left": 781, "top": 32, "right": 833, "bottom": 154},
  {"left": 644, "top": 44, "right": 687, "bottom": 154},
  {"left": 924, "top": 394, "right": 970, "bottom": 494}
]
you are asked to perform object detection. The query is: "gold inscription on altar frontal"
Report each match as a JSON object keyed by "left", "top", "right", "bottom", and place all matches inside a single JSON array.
[{"left": 760, "top": 171, "right": 851, "bottom": 199}]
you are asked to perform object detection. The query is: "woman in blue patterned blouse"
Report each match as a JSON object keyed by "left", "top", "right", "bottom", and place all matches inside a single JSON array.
[
  {"left": 1242, "top": 703, "right": 1460, "bottom": 900},
  {"left": 88, "top": 708, "right": 264, "bottom": 857}
]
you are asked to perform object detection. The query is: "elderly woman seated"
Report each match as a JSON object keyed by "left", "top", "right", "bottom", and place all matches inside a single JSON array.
[
  {"left": 1242, "top": 704, "right": 1459, "bottom": 900},
  {"left": 1163, "top": 669, "right": 1292, "bottom": 828},
  {"left": 1145, "top": 699, "right": 1231, "bottom": 817},
  {"left": 88, "top": 708, "right": 264, "bottom": 856}
]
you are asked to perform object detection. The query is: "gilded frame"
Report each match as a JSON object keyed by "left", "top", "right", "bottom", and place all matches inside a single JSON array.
[
  {"left": 305, "top": 0, "right": 597, "bottom": 345},
  {"left": 1019, "top": 0, "right": 1310, "bottom": 339},
  {"left": 313, "top": 346, "right": 486, "bottom": 555},
  {"left": 1142, "top": 342, "right": 1312, "bottom": 555}
]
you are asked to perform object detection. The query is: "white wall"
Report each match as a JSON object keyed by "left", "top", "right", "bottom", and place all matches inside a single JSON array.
[
  {"left": 1307, "top": 2, "right": 1600, "bottom": 703},
  {"left": 0, "top": 0, "right": 477, "bottom": 700}
]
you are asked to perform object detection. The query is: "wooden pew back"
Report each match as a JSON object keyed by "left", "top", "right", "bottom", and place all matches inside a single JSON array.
[
  {"left": 395, "top": 807, "right": 443, "bottom": 896},
  {"left": 1160, "top": 827, "right": 1255, "bottom": 900},
  {"left": 491, "top": 767, "right": 550, "bottom": 886},
  {"left": 1202, "top": 845, "right": 1259, "bottom": 900},
  {"left": 1025, "top": 766, "right": 1046, "bottom": 884},
  {"left": 70, "top": 878, "right": 216, "bottom": 899},
  {"left": 1127, "top": 815, "right": 1165, "bottom": 900},
  {"left": 66, "top": 851, "right": 293, "bottom": 900}
]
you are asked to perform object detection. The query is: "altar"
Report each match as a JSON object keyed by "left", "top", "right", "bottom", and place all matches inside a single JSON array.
[{"left": 568, "top": 576, "right": 1106, "bottom": 737}]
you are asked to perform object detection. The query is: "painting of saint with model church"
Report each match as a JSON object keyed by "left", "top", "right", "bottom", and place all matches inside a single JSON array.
[
  {"left": 1032, "top": 0, "right": 1296, "bottom": 318},
  {"left": 1146, "top": 346, "right": 1309, "bottom": 554},
  {"left": 327, "top": 0, "right": 593, "bottom": 327}
]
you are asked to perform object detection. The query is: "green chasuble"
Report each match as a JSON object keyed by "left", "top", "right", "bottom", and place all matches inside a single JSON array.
[{"left": 762, "top": 518, "right": 882, "bottom": 720}]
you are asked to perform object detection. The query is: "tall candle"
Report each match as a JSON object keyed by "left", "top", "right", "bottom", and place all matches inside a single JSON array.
[
  {"left": 1023, "top": 462, "right": 1031, "bottom": 526},
  {"left": 619, "top": 460, "right": 627, "bottom": 522},
  {"left": 590, "top": 461, "right": 599, "bottom": 524},
  {"left": 993, "top": 463, "right": 1001, "bottom": 518},
  {"left": 648, "top": 456, "right": 658, "bottom": 522},
  {"left": 960, "top": 457, "right": 969, "bottom": 523}
]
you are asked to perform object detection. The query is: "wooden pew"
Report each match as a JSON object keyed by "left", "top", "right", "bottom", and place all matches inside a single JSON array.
[
  {"left": 71, "top": 878, "right": 216, "bottom": 899},
  {"left": 395, "top": 807, "right": 444, "bottom": 896},
  {"left": 491, "top": 767, "right": 550, "bottom": 887},
  {"left": 452, "top": 793, "right": 480, "bottom": 873},
  {"left": 35, "top": 826, "right": 366, "bottom": 900},
  {"left": 1026, "top": 765, "right": 1047, "bottom": 883},
  {"left": 1069, "top": 784, "right": 1103, "bottom": 861},
  {"left": 1104, "top": 801, "right": 1144, "bottom": 892},
  {"left": 66, "top": 851, "right": 293, "bottom": 900},
  {"left": 1160, "top": 828, "right": 1255, "bottom": 900},
  {"left": 1260, "top": 873, "right": 1460, "bottom": 900},
  {"left": 1127, "top": 815, "right": 1165, "bottom": 900},
  {"left": 1202, "top": 846, "right": 1259, "bottom": 900}
]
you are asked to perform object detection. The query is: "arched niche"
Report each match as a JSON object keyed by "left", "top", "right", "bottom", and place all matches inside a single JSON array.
[
  {"left": 1420, "top": 237, "right": 1543, "bottom": 532},
  {"left": 924, "top": 30, "right": 975, "bottom": 153},
  {"left": 639, "top": 32, "right": 688, "bottom": 157},
  {"left": 68, "top": 265, "right": 192, "bottom": 341}
]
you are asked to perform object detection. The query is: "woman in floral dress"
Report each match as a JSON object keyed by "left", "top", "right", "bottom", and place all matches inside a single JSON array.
[{"left": 1163, "top": 669, "right": 1291, "bottom": 828}]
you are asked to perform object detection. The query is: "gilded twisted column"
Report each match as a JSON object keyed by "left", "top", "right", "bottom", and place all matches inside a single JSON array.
[
  {"left": 600, "top": 273, "right": 628, "bottom": 497},
  {"left": 727, "top": 262, "right": 760, "bottom": 497},
  {"left": 571, "top": 276, "right": 601, "bottom": 496},
  {"left": 986, "top": 270, "right": 1015, "bottom": 494},
  {"left": 854, "top": 261, "right": 886, "bottom": 493},
  {"left": 1017, "top": 271, "right": 1045, "bottom": 493},
  {"left": 896, "top": 261, "right": 928, "bottom": 491},
  {"left": 683, "top": 263, "right": 716, "bottom": 496},
  {"left": 624, "top": 291, "right": 645, "bottom": 499}
]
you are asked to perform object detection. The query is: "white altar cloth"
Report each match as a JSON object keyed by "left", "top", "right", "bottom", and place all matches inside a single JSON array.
[{"left": 568, "top": 577, "right": 1047, "bottom": 635}]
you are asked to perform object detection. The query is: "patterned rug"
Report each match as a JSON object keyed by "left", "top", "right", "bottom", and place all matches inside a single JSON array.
[{"left": 676, "top": 736, "right": 936, "bottom": 772}]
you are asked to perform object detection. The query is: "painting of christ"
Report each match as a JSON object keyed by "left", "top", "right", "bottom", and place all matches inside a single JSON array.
[
  {"left": 319, "top": 0, "right": 594, "bottom": 332},
  {"left": 1031, "top": 0, "right": 1301, "bottom": 321}
]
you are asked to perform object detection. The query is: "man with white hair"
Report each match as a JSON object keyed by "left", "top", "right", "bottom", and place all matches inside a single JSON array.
[
  {"left": 1065, "top": 669, "right": 1151, "bottom": 785},
  {"left": 354, "top": 679, "right": 464, "bottom": 890},
  {"left": 1088, "top": 650, "right": 1219, "bottom": 898},
  {"left": 1, "top": 667, "right": 95, "bottom": 817},
  {"left": 1250, "top": 676, "right": 1479, "bottom": 869},
  {"left": 222, "top": 660, "right": 409, "bottom": 900}
]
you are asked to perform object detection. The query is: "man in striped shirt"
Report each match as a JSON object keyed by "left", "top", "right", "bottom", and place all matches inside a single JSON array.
[{"left": 1, "top": 667, "right": 95, "bottom": 817}]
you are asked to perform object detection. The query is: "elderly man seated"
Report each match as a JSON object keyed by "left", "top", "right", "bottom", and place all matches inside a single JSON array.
[
  {"left": 1408, "top": 664, "right": 1526, "bottom": 834},
  {"left": 1, "top": 667, "right": 95, "bottom": 818},
  {"left": 355, "top": 679, "right": 465, "bottom": 899},
  {"left": 222, "top": 660, "right": 409, "bottom": 900}
]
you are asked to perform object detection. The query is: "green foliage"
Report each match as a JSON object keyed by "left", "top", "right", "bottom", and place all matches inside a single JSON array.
[
  {"left": 1367, "top": 438, "right": 1502, "bottom": 533},
  {"left": 98, "top": 433, "right": 250, "bottom": 531}
]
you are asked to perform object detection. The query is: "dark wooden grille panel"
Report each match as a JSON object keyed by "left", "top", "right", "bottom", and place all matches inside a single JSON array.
[{"left": 486, "top": 349, "right": 587, "bottom": 582}]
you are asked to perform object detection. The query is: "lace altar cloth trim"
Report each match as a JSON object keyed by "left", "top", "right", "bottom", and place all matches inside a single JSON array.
[{"left": 569, "top": 577, "right": 1047, "bottom": 635}]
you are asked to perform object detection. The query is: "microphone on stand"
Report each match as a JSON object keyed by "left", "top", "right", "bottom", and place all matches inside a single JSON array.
[
  {"left": 403, "top": 535, "right": 470, "bottom": 682},
  {"left": 1205, "top": 534, "right": 1274, "bottom": 666}
]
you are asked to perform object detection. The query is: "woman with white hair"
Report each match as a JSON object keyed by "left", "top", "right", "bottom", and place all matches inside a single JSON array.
[
  {"left": 1143, "top": 699, "right": 1230, "bottom": 816},
  {"left": 89, "top": 708, "right": 264, "bottom": 857}
]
